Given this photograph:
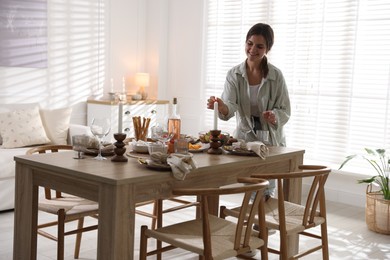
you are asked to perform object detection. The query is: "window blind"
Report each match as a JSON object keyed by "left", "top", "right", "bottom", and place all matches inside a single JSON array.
[
  {"left": 49, "top": 0, "right": 105, "bottom": 100},
  {"left": 203, "top": 0, "right": 390, "bottom": 174}
]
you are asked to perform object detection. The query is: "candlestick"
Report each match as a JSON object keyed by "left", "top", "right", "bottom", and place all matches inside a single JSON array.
[
  {"left": 213, "top": 101, "right": 218, "bottom": 130},
  {"left": 118, "top": 102, "right": 123, "bottom": 133},
  {"left": 111, "top": 133, "right": 128, "bottom": 162}
]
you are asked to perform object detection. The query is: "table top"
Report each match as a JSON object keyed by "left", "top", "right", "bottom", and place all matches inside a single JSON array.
[{"left": 14, "top": 146, "right": 304, "bottom": 186}]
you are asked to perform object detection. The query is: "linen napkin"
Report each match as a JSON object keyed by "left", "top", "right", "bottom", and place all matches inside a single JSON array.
[
  {"left": 246, "top": 141, "right": 269, "bottom": 160},
  {"left": 167, "top": 154, "right": 197, "bottom": 180}
]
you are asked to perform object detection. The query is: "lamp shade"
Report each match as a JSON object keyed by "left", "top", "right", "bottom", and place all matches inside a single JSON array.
[{"left": 135, "top": 73, "right": 150, "bottom": 87}]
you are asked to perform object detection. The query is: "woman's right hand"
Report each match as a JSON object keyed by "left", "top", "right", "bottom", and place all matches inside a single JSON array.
[
  {"left": 207, "top": 96, "right": 218, "bottom": 109},
  {"left": 207, "top": 96, "right": 228, "bottom": 116}
]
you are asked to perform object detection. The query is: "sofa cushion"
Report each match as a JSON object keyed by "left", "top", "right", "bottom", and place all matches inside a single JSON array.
[
  {"left": 0, "top": 103, "right": 40, "bottom": 145},
  {"left": 40, "top": 107, "right": 72, "bottom": 145},
  {"left": 0, "top": 106, "right": 50, "bottom": 148}
]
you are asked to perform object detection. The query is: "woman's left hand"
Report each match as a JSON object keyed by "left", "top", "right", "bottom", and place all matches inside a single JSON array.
[{"left": 263, "top": 111, "right": 277, "bottom": 125}]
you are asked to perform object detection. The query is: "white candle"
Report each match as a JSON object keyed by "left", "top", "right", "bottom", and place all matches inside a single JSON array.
[
  {"left": 118, "top": 102, "right": 123, "bottom": 133},
  {"left": 122, "top": 77, "right": 126, "bottom": 93},
  {"left": 213, "top": 101, "right": 218, "bottom": 130},
  {"left": 110, "top": 78, "right": 114, "bottom": 93}
]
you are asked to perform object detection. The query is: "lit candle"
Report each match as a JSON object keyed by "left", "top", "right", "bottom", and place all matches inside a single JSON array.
[
  {"left": 213, "top": 101, "right": 218, "bottom": 130},
  {"left": 118, "top": 102, "right": 123, "bottom": 133},
  {"left": 110, "top": 78, "right": 114, "bottom": 93}
]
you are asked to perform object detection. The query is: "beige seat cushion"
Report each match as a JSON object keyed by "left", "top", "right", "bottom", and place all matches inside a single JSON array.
[
  {"left": 39, "top": 194, "right": 98, "bottom": 216},
  {"left": 265, "top": 198, "right": 325, "bottom": 235},
  {"left": 145, "top": 214, "right": 264, "bottom": 260},
  {"left": 224, "top": 198, "right": 326, "bottom": 236}
]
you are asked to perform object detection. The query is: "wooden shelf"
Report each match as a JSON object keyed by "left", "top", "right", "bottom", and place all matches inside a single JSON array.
[{"left": 87, "top": 99, "right": 169, "bottom": 106}]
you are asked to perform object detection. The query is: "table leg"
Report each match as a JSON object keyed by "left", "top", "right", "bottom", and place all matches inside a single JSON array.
[
  {"left": 13, "top": 163, "right": 39, "bottom": 260},
  {"left": 98, "top": 184, "right": 134, "bottom": 259},
  {"left": 285, "top": 155, "right": 304, "bottom": 257}
]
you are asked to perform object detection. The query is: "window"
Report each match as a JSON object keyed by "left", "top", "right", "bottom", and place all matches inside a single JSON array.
[
  {"left": 0, "top": 0, "right": 105, "bottom": 107},
  {"left": 203, "top": 0, "right": 390, "bottom": 174}
]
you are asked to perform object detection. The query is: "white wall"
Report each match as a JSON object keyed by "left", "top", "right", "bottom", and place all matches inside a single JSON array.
[
  {"left": 303, "top": 170, "right": 368, "bottom": 208},
  {"left": 144, "top": 0, "right": 205, "bottom": 136}
]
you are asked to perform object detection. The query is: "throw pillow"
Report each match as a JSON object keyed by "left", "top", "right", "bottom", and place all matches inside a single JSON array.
[
  {"left": 0, "top": 106, "right": 50, "bottom": 148},
  {"left": 40, "top": 107, "right": 72, "bottom": 145},
  {"left": 0, "top": 103, "right": 40, "bottom": 145}
]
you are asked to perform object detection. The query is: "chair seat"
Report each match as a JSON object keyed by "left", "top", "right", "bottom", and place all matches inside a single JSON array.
[
  {"left": 265, "top": 198, "right": 325, "bottom": 234},
  {"left": 224, "top": 198, "right": 326, "bottom": 236},
  {"left": 39, "top": 195, "right": 99, "bottom": 216},
  {"left": 145, "top": 214, "right": 264, "bottom": 260}
]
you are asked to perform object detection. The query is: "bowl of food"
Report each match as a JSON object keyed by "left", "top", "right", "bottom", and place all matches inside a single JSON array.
[
  {"left": 131, "top": 140, "right": 150, "bottom": 153},
  {"left": 198, "top": 131, "right": 230, "bottom": 145}
]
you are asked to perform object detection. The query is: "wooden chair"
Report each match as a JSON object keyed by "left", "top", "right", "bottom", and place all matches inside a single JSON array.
[
  {"left": 26, "top": 145, "right": 99, "bottom": 260},
  {"left": 136, "top": 197, "right": 199, "bottom": 230},
  {"left": 140, "top": 177, "right": 270, "bottom": 259},
  {"left": 220, "top": 165, "right": 331, "bottom": 260}
]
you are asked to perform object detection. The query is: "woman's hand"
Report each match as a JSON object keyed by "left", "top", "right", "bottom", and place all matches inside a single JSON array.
[
  {"left": 207, "top": 96, "right": 218, "bottom": 109},
  {"left": 207, "top": 96, "right": 228, "bottom": 115},
  {"left": 263, "top": 110, "right": 277, "bottom": 125}
]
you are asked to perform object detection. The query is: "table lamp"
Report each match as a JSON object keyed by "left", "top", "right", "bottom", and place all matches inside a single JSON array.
[{"left": 135, "top": 73, "right": 150, "bottom": 100}]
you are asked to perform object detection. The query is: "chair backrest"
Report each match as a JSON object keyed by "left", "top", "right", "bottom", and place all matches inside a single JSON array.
[
  {"left": 251, "top": 165, "right": 331, "bottom": 229},
  {"left": 172, "top": 177, "right": 269, "bottom": 258},
  {"left": 26, "top": 145, "right": 73, "bottom": 199}
]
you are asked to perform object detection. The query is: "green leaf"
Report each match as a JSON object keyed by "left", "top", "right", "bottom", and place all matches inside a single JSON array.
[
  {"left": 338, "top": 154, "right": 357, "bottom": 170},
  {"left": 357, "top": 177, "right": 376, "bottom": 184}
]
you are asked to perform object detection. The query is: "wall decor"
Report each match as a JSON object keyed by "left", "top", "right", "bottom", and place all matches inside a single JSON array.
[{"left": 0, "top": 0, "right": 47, "bottom": 68}]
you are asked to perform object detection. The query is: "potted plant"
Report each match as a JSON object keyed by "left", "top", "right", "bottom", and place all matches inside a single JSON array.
[{"left": 339, "top": 148, "right": 390, "bottom": 234}]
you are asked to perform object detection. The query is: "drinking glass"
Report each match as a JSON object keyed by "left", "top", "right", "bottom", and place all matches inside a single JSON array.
[
  {"left": 72, "top": 135, "right": 89, "bottom": 159},
  {"left": 174, "top": 138, "right": 189, "bottom": 154},
  {"left": 90, "top": 118, "right": 111, "bottom": 160}
]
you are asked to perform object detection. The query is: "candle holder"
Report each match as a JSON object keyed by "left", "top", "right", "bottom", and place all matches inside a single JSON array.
[
  {"left": 207, "top": 130, "right": 223, "bottom": 155},
  {"left": 111, "top": 133, "right": 128, "bottom": 162}
]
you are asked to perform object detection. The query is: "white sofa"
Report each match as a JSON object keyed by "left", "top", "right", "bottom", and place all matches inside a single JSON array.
[{"left": 0, "top": 103, "right": 90, "bottom": 211}]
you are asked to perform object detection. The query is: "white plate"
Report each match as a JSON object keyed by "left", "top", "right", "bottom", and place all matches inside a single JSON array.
[
  {"left": 189, "top": 143, "right": 210, "bottom": 153},
  {"left": 126, "top": 151, "right": 149, "bottom": 159}
]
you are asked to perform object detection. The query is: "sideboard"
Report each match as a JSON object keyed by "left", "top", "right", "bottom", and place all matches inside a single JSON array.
[{"left": 87, "top": 99, "right": 169, "bottom": 142}]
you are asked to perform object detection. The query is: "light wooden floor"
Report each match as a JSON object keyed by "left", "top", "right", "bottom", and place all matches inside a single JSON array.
[{"left": 1, "top": 195, "right": 389, "bottom": 260}]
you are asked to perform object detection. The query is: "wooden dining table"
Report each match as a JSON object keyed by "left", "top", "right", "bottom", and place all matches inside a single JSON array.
[{"left": 13, "top": 146, "right": 304, "bottom": 259}]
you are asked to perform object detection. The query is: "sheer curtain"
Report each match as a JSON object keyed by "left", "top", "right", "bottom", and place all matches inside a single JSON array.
[{"left": 203, "top": 0, "right": 390, "bottom": 173}]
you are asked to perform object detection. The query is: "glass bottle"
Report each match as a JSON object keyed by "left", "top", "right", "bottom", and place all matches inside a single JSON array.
[{"left": 167, "top": 97, "right": 181, "bottom": 153}]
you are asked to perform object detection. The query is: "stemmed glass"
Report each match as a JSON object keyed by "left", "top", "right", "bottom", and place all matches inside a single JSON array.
[
  {"left": 90, "top": 118, "right": 111, "bottom": 160},
  {"left": 151, "top": 124, "right": 174, "bottom": 144}
]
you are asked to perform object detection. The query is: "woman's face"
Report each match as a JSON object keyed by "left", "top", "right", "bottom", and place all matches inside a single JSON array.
[{"left": 245, "top": 35, "right": 267, "bottom": 63}]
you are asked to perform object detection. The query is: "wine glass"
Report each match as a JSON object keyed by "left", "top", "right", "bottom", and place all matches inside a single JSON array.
[
  {"left": 151, "top": 124, "right": 174, "bottom": 144},
  {"left": 90, "top": 118, "right": 111, "bottom": 160}
]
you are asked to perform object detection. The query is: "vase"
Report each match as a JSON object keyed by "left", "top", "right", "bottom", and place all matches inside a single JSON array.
[{"left": 365, "top": 185, "right": 390, "bottom": 235}]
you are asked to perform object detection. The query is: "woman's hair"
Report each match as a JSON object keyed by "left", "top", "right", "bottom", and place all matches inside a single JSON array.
[{"left": 246, "top": 23, "right": 274, "bottom": 78}]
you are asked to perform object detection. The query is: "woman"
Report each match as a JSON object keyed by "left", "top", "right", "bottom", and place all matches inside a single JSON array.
[{"left": 207, "top": 23, "right": 291, "bottom": 197}]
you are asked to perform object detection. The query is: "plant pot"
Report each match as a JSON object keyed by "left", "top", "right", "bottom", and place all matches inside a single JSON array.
[{"left": 366, "top": 185, "right": 390, "bottom": 235}]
